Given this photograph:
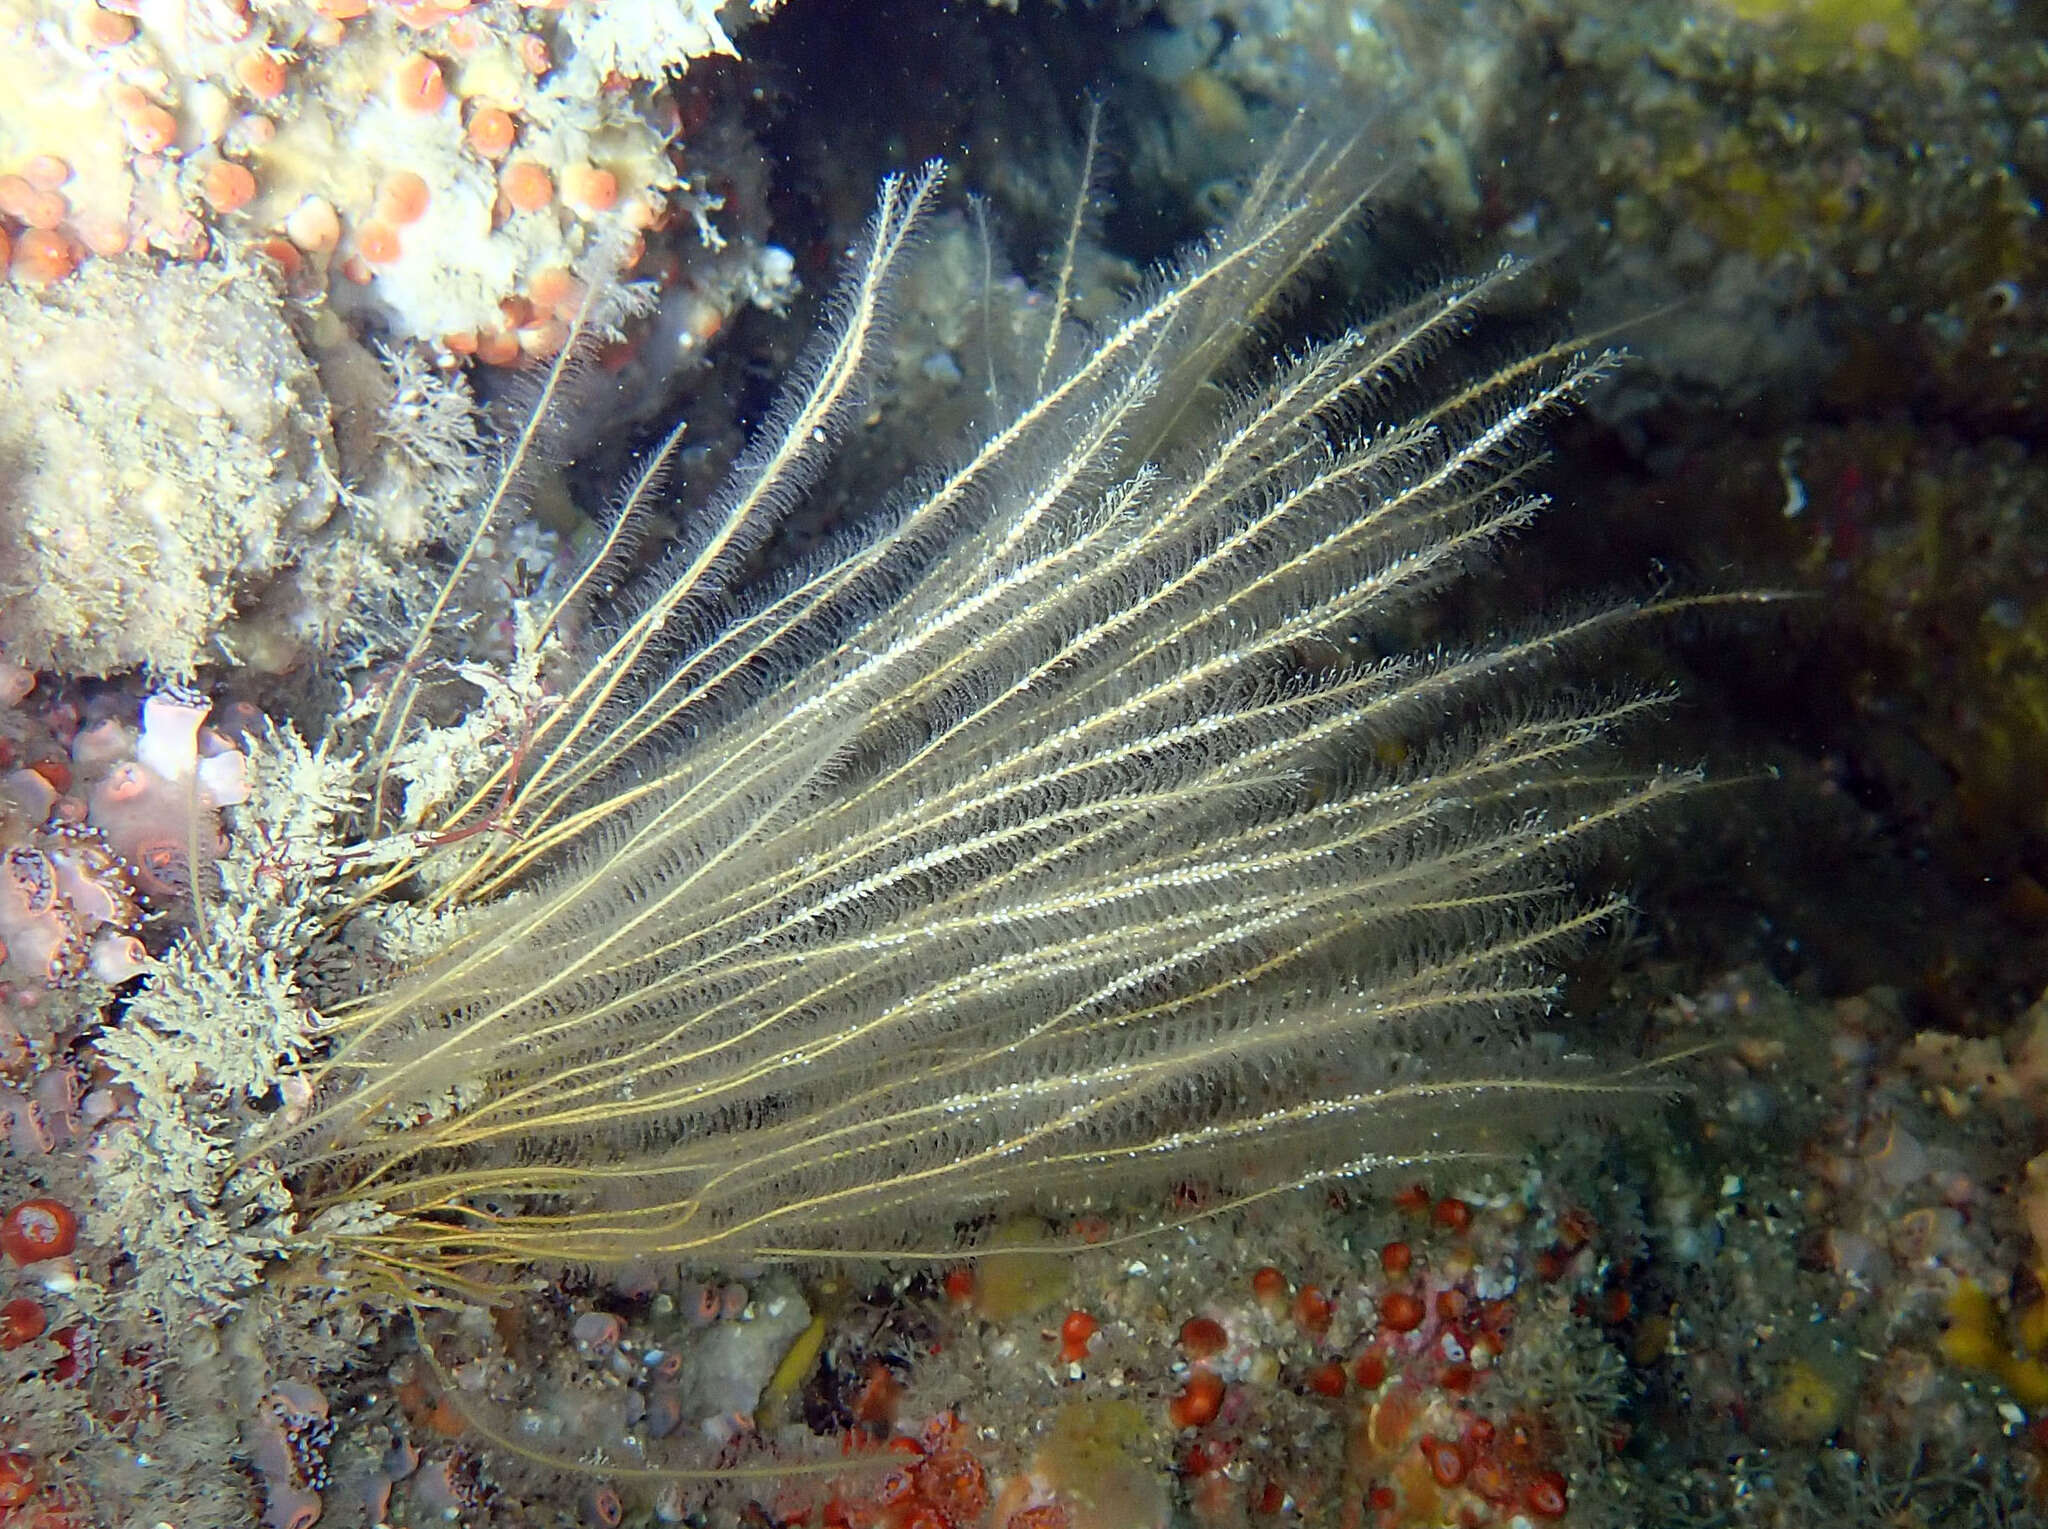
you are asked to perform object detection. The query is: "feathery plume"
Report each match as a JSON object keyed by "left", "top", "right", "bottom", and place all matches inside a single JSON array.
[{"left": 265, "top": 126, "right": 1680, "bottom": 1280}]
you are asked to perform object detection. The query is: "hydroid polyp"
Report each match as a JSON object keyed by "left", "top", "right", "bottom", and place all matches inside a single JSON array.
[{"left": 263, "top": 125, "right": 1685, "bottom": 1283}]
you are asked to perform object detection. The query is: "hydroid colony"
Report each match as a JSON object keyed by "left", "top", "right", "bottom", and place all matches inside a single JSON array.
[{"left": 265, "top": 126, "right": 1680, "bottom": 1282}]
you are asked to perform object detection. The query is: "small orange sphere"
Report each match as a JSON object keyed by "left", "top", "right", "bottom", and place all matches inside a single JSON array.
[
  {"left": 1250, "top": 1265, "right": 1289, "bottom": 1305},
  {"left": 466, "top": 104, "right": 516, "bottom": 158},
  {"left": 475, "top": 329, "right": 522, "bottom": 366},
  {"left": 356, "top": 221, "right": 401, "bottom": 264},
  {"left": 200, "top": 161, "right": 257, "bottom": 212},
  {"left": 1, "top": 1197, "right": 78, "bottom": 1261},
  {"left": 0, "top": 1297, "right": 45, "bottom": 1350},
  {"left": 284, "top": 194, "right": 341, "bottom": 252},
  {"left": 22, "top": 155, "right": 69, "bottom": 190},
  {"left": 1292, "top": 1283, "right": 1334, "bottom": 1337},
  {"left": 395, "top": 54, "right": 446, "bottom": 113},
  {"left": 561, "top": 162, "right": 619, "bottom": 212},
  {"left": 501, "top": 160, "right": 552, "bottom": 212},
  {"left": 1419, "top": 1435, "right": 1469, "bottom": 1488},
  {"left": 1168, "top": 1368, "right": 1225, "bottom": 1429},
  {"left": 379, "top": 170, "right": 431, "bottom": 224},
  {"left": 20, "top": 189, "right": 67, "bottom": 230},
  {"left": 1179, "top": 1316, "right": 1228, "bottom": 1359},
  {"left": 256, "top": 237, "right": 302, "bottom": 279},
  {"left": 1377, "top": 1289, "right": 1425, "bottom": 1334},
  {"left": 1523, "top": 1469, "right": 1570, "bottom": 1520},
  {"left": 11, "top": 229, "right": 78, "bottom": 285},
  {"left": 236, "top": 50, "right": 288, "bottom": 98},
  {"left": 124, "top": 101, "right": 179, "bottom": 154},
  {"left": 85, "top": 5, "right": 136, "bottom": 45},
  {"left": 527, "top": 265, "right": 581, "bottom": 316},
  {"left": 1057, "top": 1308, "right": 1098, "bottom": 1363}
]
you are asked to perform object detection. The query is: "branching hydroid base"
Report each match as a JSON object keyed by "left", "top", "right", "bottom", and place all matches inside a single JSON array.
[{"left": 269, "top": 131, "right": 1680, "bottom": 1276}]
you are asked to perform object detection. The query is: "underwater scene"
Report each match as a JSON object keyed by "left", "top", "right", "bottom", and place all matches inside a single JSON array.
[{"left": 1, "top": 0, "right": 2045, "bottom": 1524}]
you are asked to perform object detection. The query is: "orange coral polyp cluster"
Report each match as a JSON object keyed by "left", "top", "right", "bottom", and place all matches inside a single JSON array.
[
  {"left": 2, "top": 0, "right": 686, "bottom": 376},
  {"left": 824, "top": 1413, "right": 991, "bottom": 1529},
  {"left": 0, "top": 158, "right": 83, "bottom": 283}
]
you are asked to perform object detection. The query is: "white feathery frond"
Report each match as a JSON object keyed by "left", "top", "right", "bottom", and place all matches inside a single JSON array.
[{"left": 266, "top": 129, "right": 1684, "bottom": 1276}]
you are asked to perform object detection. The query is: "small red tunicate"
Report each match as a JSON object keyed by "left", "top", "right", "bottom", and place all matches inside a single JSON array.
[
  {"left": 1180, "top": 1440, "right": 1227, "bottom": 1477},
  {"left": 1379, "top": 1240, "right": 1412, "bottom": 1276},
  {"left": 1169, "top": 1368, "right": 1226, "bottom": 1429},
  {"left": 689, "top": 1283, "right": 722, "bottom": 1324},
  {"left": 1432, "top": 1196, "right": 1473, "bottom": 1233},
  {"left": 919, "top": 1410, "right": 961, "bottom": 1454},
  {"left": 1440, "top": 1363, "right": 1476, "bottom": 1394},
  {"left": 1304, "top": 1360, "right": 1346, "bottom": 1398},
  {"left": 1534, "top": 1245, "right": 1568, "bottom": 1282},
  {"left": 1600, "top": 1287, "right": 1633, "bottom": 1324},
  {"left": 0, "top": 1450, "right": 35, "bottom": 1509},
  {"left": 1058, "top": 1309, "right": 1098, "bottom": 1363},
  {"left": 1556, "top": 1206, "right": 1597, "bottom": 1250},
  {"left": 1251, "top": 1265, "right": 1289, "bottom": 1305},
  {"left": 1367, "top": 1485, "right": 1396, "bottom": 1511},
  {"left": 0, "top": 1297, "right": 45, "bottom": 1349},
  {"left": 1254, "top": 1480, "right": 1286, "bottom": 1515},
  {"left": 1435, "top": 1288, "right": 1469, "bottom": 1323},
  {"left": 913, "top": 1449, "right": 989, "bottom": 1521},
  {"left": 2, "top": 1197, "right": 78, "bottom": 1262},
  {"left": 1419, "top": 1434, "right": 1468, "bottom": 1488},
  {"left": 1378, "top": 1290, "right": 1425, "bottom": 1333},
  {"left": 1352, "top": 1350, "right": 1387, "bottom": 1389},
  {"left": 1468, "top": 1456, "right": 1518, "bottom": 1504},
  {"left": 850, "top": 1361, "right": 901, "bottom": 1428},
  {"left": 1502, "top": 1413, "right": 1544, "bottom": 1466},
  {"left": 583, "top": 1485, "right": 622, "bottom": 1527},
  {"left": 1523, "top": 1468, "right": 1570, "bottom": 1519},
  {"left": 1180, "top": 1316, "right": 1228, "bottom": 1359},
  {"left": 1292, "top": 1283, "right": 1334, "bottom": 1337},
  {"left": 50, "top": 1324, "right": 91, "bottom": 1383},
  {"left": 1392, "top": 1182, "right": 1431, "bottom": 1213},
  {"left": 1464, "top": 1417, "right": 1496, "bottom": 1450},
  {"left": 942, "top": 1267, "right": 975, "bottom": 1304}
]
